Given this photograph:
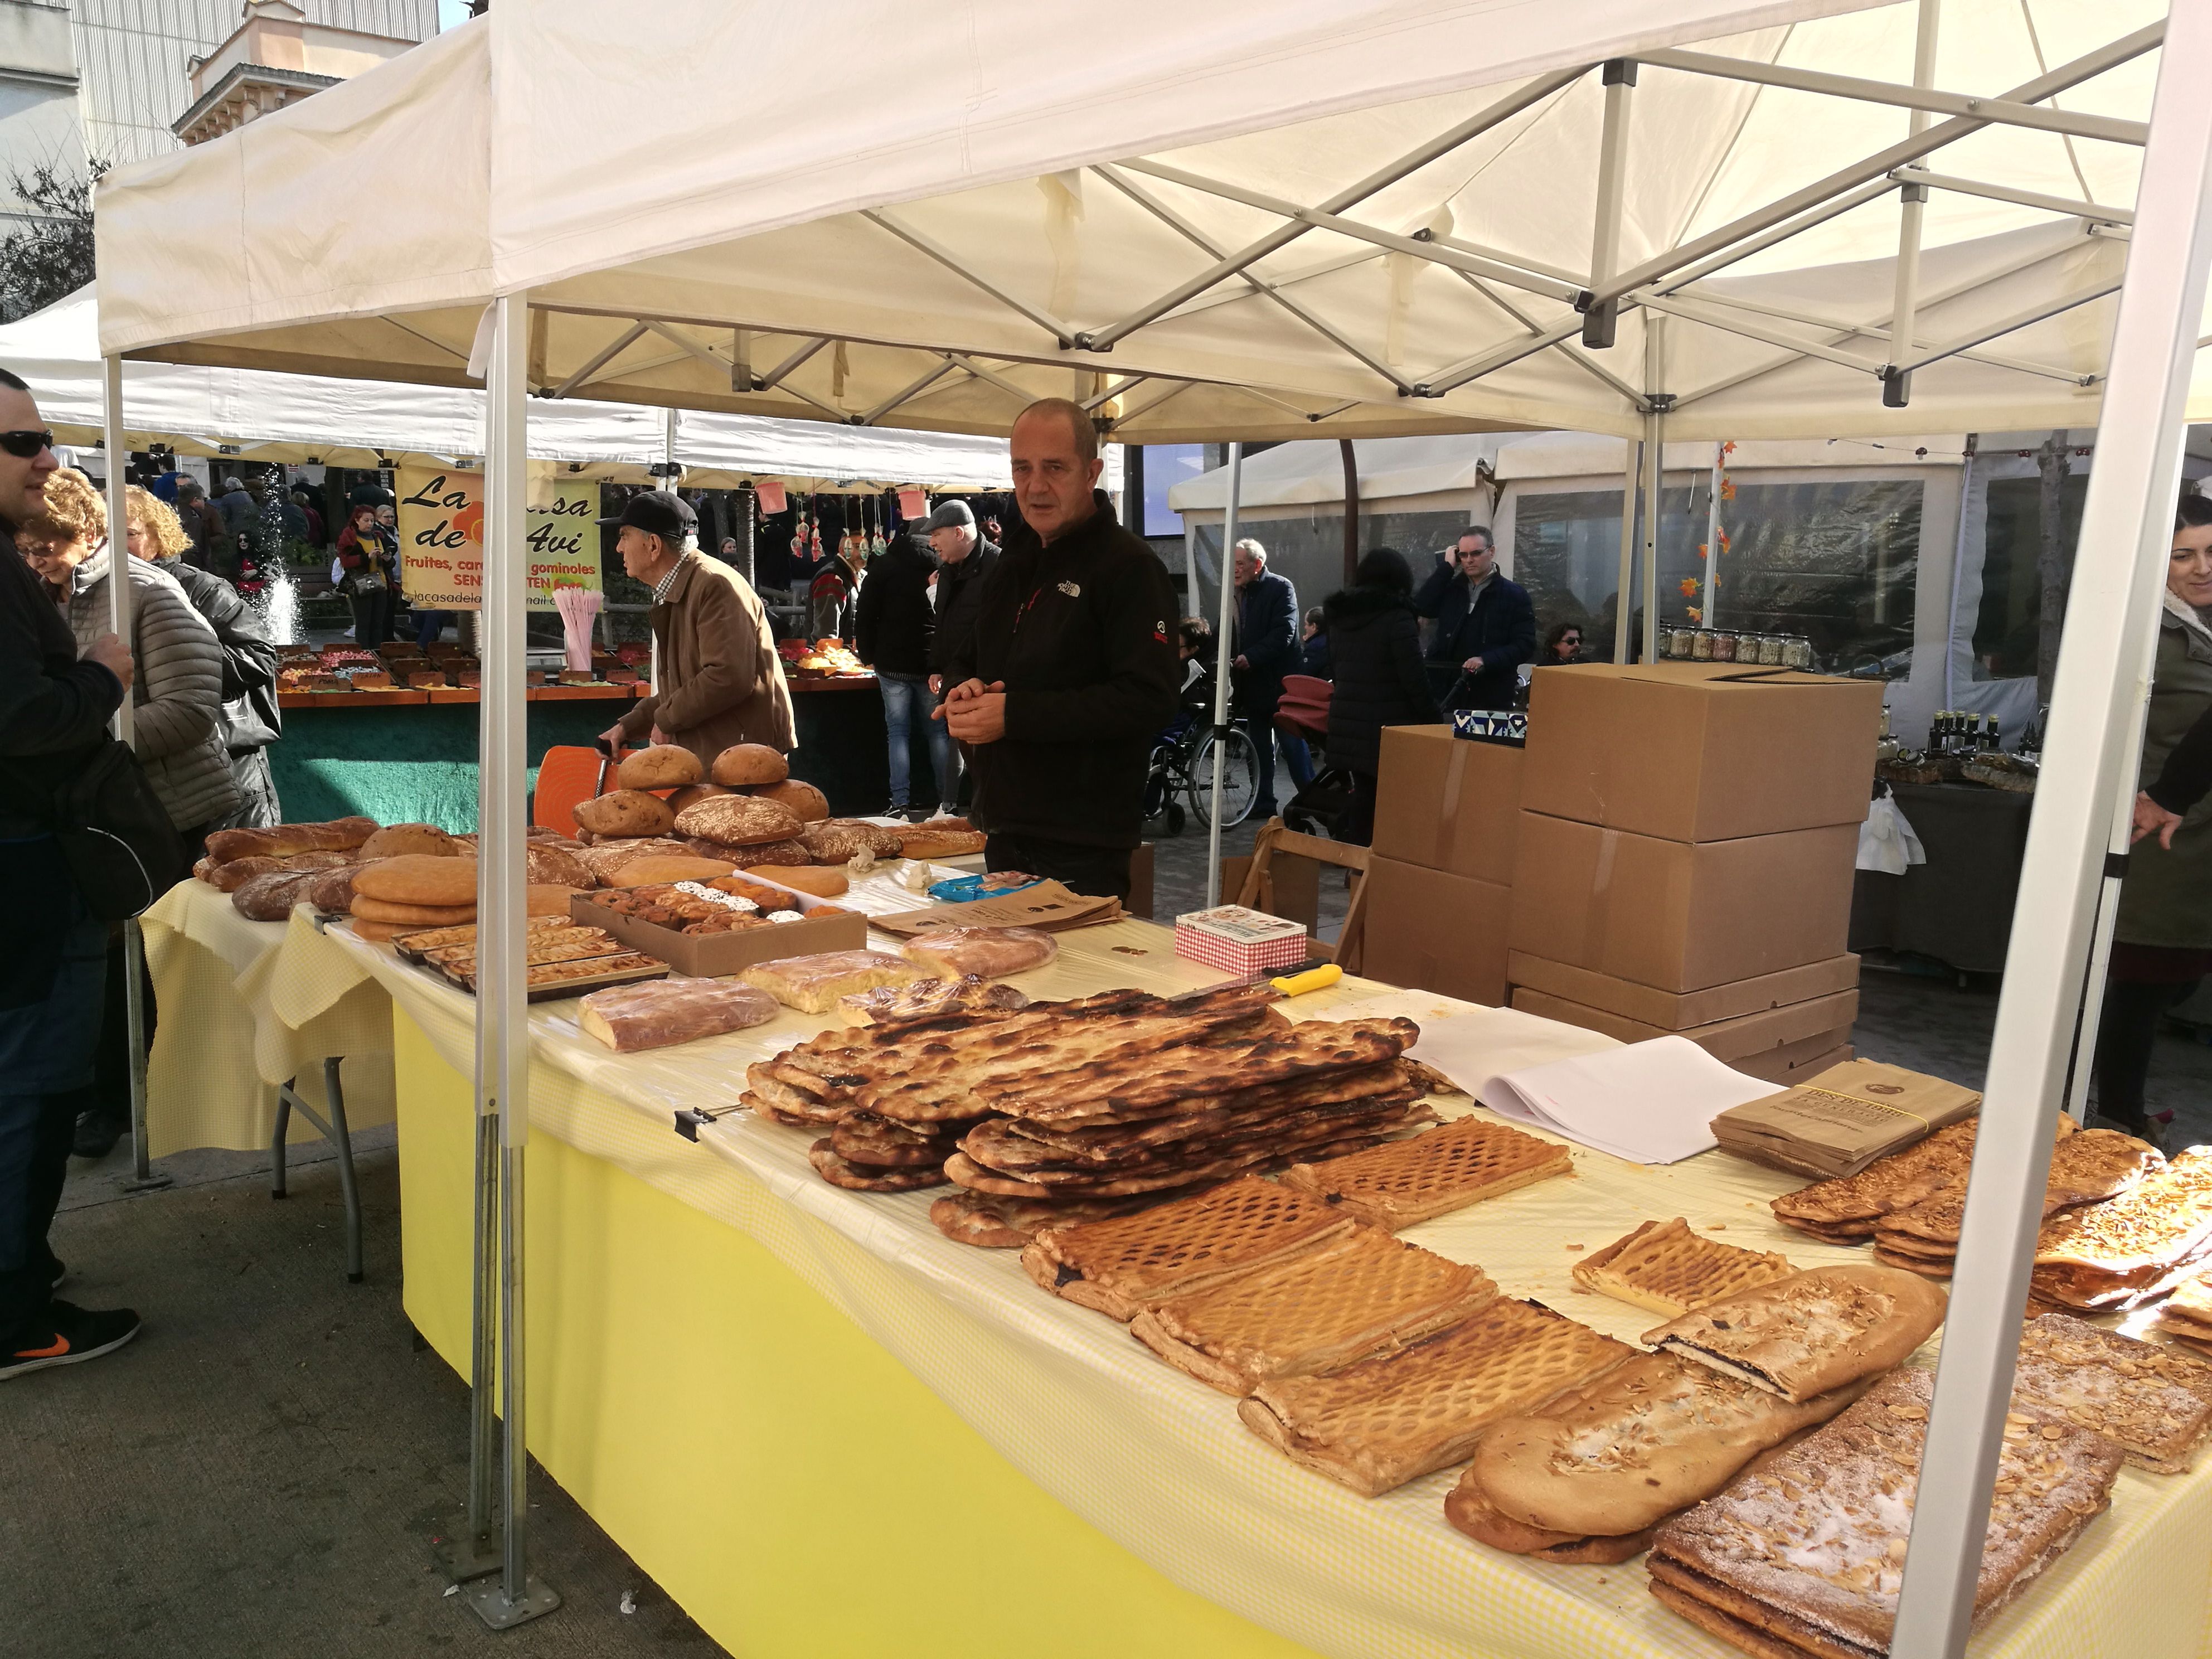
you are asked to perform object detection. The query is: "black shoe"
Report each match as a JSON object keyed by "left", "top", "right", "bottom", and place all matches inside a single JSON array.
[
  {"left": 71, "top": 1111, "right": 125, "bottom": 1160},
  {"left": 881, "top": 801, "right": 910, "bottom": 821},
  {"left": 1, "top": 1301, "right": 141, "bottom": 1381},
  {"left": 47, "top": 1258, "right": 64, "bottom": 1291}
]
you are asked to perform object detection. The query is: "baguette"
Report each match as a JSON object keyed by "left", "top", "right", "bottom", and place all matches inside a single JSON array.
[{"left": 206, "top": 816, "right": 378, "bottom": 865}]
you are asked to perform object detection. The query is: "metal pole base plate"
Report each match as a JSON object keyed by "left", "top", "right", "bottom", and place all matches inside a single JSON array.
[
  {"left": 462, "top": 1575, "right": 561, "bottom": 1630},
  {"left": 120, "top": 1173, "right": 174, "bottom": 1194},
  {"left": 431, "top": 1531, "right": 503, "bottom": 1585}
]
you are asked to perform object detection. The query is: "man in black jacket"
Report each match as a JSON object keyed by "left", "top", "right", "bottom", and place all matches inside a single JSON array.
[
  {"left": 1415, "top": 526, "right": 1536, "bottom": 711},
  {"left": 925, "top": 501, "right": 999, "bottom": 687},
  {"left": 0, "top": 368, "right": 143, "bottom": 1378},
  {"left": 939, "top": 399, "right": 1177, "bottom": 901},
  {"left": 1230, "top": 538, "right": 1305, "bottom": 816},
  {"left": 853, "top": 527, "right": 954, "bottom": 818}
]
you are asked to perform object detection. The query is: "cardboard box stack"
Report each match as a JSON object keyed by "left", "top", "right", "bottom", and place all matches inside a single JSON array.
[
  {"left": 1505, "top": 664, "right": 1884, "bottom": 1082},
  {"left": 1361, "top": 725, "right": 1522, "bottom": 1005}
]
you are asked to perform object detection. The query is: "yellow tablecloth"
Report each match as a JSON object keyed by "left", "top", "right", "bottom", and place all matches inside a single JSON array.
[
  {"left": 339, "top": 912, "right": 2212, "bottom": 1659},
  {"left": 138, "top": 881, "right": 395, "bottom": 1157}
]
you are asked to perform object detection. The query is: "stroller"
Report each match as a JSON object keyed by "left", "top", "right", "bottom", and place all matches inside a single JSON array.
[{"left": 1274, "top": 675, "right": 1354, "bottom": 836}]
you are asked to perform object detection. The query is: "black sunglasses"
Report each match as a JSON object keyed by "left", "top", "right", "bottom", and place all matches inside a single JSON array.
[{"left": 0, "top": 429, "right": 54, "bottom": 459}]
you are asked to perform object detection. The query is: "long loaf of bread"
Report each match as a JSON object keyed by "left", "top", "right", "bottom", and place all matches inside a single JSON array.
[{"left": 206, "top": 816, "right": 379, "bottom": 865}]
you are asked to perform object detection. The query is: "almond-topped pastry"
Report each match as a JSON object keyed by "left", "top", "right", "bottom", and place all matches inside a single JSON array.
[
  {"left": 2032, "top": 1146, "right": 2212, "bottom": 1311},
  {"left": 1872, "top": 1128, "right": 2164, "bottom": 1280},
  {"left": 2009, "top": 1311, "right": 2212, "bottom": 1473},
  {"left": 1640, "top": 1265, "right": 1947, "bottom": 1403}
]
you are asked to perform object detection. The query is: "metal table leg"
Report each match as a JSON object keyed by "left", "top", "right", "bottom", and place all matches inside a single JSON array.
[{"left": 271, "top": 1057, "right": 365, "bottom": 1284}]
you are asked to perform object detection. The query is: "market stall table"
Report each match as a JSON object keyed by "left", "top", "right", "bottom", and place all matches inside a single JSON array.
[
  {"left": 1850, "top": 780, "right": 2035, "bottom": 977},
  {"left": 326, "top": 897, "right": 2212, "bottom": 1659}
]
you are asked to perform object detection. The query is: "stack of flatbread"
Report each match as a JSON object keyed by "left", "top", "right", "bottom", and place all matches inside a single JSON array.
[
  {"left": 2031, "top": 1146, "right": 2212, "bottom": 1311},
  {"left": 1646, "top": 1369, "right": 2124, "bottom": 1659},
  {"left": 1770, "top": 1114, "right": 2080, "bottom": 1245},
  {"left": 1872, "top": 1128, "right": 2163, "bottom": 1279}
]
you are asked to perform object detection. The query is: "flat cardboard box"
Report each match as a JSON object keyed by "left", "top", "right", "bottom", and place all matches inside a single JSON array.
[
  {"left": 1522, "top": 662, "right": 1882, "bottom": 842},
  {"left": 1508, "top": 986, "right": 1859, "bottom": 1064},
  {"left": 1505, "top": 950, "right": 1860, "bottom": 1030},
  {"left": 1731, "top": 1036, "right": 1854, "bottom": 1086},
  {"left": 571, "top": 876, "right": 868, "bottom": 977},
  {"left": 1360, "top": 855, "right": 1511, "bottom": 1007},
  {"left": 1371, "top": 725, "right": 1524, "bottom": 884},
  {"left": 1508, "top": 812, "right": 1858, "bottom": 993}
]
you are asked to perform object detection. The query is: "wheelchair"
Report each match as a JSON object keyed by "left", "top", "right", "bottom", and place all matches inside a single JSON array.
[{"left": 1143, "top": 706, "right": 1260, "bottom": 835}]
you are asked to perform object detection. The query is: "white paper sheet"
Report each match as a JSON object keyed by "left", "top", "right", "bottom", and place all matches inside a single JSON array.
[{"left": 1479, "top": 1035, "right": 1782, "bottom": 1165}]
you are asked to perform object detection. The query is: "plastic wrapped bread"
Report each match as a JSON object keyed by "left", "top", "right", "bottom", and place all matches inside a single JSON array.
[
  {"left": 577, "top": 977, "right": 781, "bottom": 1052},
  {"left": 901, "top": 926, "right": 1059, "bottom": 980},
  {"left": 740, "top": 950, "right": 928, "bottom": 1014}
]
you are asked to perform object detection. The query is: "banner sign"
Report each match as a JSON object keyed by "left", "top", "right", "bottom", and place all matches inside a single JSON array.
[{"left": 396, "top": 465, "right": 601, "bottom": 610}]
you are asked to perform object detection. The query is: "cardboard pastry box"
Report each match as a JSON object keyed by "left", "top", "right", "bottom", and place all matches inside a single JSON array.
[
  {"left": 1361, "top": 856, "right": 1511, "bottom": 1007},
  {"left": 1522, "top": 662, "right": 1883, "bottom": 842},
  {"left": 571, "top": 876, "right": 868, "bottom": 978},
  {"left": 1508, "top": 812, "right": 1857, "bottom": 993},
  {"left": 1371, "top": 725, "right": 1524, "bottom": 885},
  {"left": 1505, "top": 950, "right": 1860, "bottom": 1030}
]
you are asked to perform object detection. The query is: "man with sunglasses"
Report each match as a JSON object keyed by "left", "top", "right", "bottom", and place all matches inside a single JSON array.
[{"left": 0, "top": 372, "right": 143, "bottom": 1378}]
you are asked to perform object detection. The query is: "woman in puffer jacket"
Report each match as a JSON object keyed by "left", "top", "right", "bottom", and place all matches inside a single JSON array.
[{"left": 21, "top": 468, "right": 240, "bottom": 851}]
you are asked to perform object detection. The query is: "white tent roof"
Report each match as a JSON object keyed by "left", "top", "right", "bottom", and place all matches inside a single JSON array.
[
  {"left": 2, "top": 286, "right": 1027, "bottom": 491},
  {"left": 1168, "top": 436, "right": 1506, "bottom": 512},
  {"left": 93, "top": 0, "right": 2203, "bottom": 443}
]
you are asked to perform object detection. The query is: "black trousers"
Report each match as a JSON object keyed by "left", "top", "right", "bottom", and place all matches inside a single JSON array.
[
  {"left": 2093, "top": 974, "right": 2201, "bottom": 1130},
  {"left": 1332, "top": 769, "right": 1380, "bottom": 847},
  {"left": 984, "top": 831, "right": 1134, "bottom": 905}
]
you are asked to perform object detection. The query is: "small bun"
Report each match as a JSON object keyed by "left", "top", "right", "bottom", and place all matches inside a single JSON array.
[
  {"left": 710, "top": 743, "right": 790, "bottom": 787},
  {"left": 618, "top": 744, "right": 704, "bottom": 790}
]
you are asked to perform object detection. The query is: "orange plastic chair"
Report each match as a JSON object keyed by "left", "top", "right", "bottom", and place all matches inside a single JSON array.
[{"left": 533, "top": 745, "right": 615, "bottom": 837}]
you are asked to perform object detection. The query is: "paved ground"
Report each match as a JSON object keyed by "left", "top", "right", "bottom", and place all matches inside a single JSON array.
[{"left": 12, "top": 817, "right": 2208, "bottom": 1656}]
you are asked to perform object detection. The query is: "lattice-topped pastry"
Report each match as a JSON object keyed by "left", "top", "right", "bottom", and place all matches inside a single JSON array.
[
  {"left": 1280, "top": 1114, "right": 1573, "bottom": 1228},
  {"left": 1572, "top": 1217, "right": 1797, "bottom": 1318},
  {"left": 2009, "top": 1311, "right": 2212, "bottom": 1473},
  {"left": 1129, "top": 1226, "right": 1496, "bottom": 1394},
  {"left": 2032, "top": 1147, "right": 2212, "bottom": 1311},
  {"left": 1646, "top": 1369, "right": 2123, "bottom": 1657},
  {"left": 1641, "top": 1265, "right": 1947, "bottom": 1403},
  {"left": 1021, "top": 1175, "right": 1358, "bottom": 1318},
  {"left": 1240, "top": 1297, "right": 1632, "bottom": 1496},
  {"left": 1453, "top": 1352, "right": 1872, "bottom": 1551}
]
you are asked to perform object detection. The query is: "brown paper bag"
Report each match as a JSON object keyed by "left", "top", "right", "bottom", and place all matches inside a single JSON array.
[
  {"left": 1711, "top": 1058, "right": 1979, "bottom": 1179},
  {"left": 871, "top": 880, "right": 1125, "bottom": 938}
]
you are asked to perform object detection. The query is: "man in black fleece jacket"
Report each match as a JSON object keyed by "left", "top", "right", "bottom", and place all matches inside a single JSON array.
[
  {"left": 939, "top": 399, "right": 1177, "bottom": 901},
  {"left": 0, "top": 369, "right": 144, "bottom": 1378}
]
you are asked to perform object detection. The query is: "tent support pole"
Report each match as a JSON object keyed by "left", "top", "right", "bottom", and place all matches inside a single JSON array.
[
  {"left": 1883, "top": 1, "right": 1940, "bottom": 406},
  {"left": 1614, "top": 439, "right": 1639, "bottom": 664},
  {"left": 1901, "top": 168, "right": 2131, "bottom": 227},
  {"left": 459, "top": 290, "right": 560, "bottom": 1632},
  {"left": 1205, "top": 444, "right": 1242, "bottom": 906},
  {"left": 1890, "top": 5, "right": 2212, "bottom": 1650},
  {"left": 1183, "top": 518, "right": 1199, "bottom": 616},
  {"left": 1639, "top": 318, "right": 1666, "bottom": 666},
  {"left": 1582, "top": 60, "right": 1636, "bottom": 348},
  {"left": 1703, "top": 443, "right": 1724, "bottom": 630},
  {"left": 1340, "top": 439, "right": 1359, "bottom": 588},
  {"left": 99, "top": 356, "right": 165, "bottom": 1195}
]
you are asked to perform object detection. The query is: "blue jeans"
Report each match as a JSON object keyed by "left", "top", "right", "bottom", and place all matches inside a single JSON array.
[
  {"left": 0, "top": 837, "right": 108, "bottom": 1344},
  {"left": 415, "top": 609, "right": 449, "bottom": 648},
  {"left": 880, "top": 672, "right": 954, "bottom": 808}
]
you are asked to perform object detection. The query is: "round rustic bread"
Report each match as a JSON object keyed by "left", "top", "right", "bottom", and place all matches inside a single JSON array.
[
  {"left": 527, "top": 884, "right": 583, "bottom": 917},
  {"left": 351, "top": 894, "right": 478, "bottom": 926},
  {"left": 751, "top": 777, "right": 829, "bottom": 823},
  {"left": 523, "top": 840, "right": 594, "bottom": 890},
  {"left": 666, "top": 783, "right": 730, "bottom": 814},
  {"left": 307, "top": 864, "right": 369, "bottom": 914},
  {"left": 710, "top": 743, "right": 789, "bottom": 787},
  {"left": 353, "top": 854, "right": 480, "bottom": 909},
  {"left": 673, "top": 793, "right": 806, "bottom": 847},
  {"left": 576, "top": 837, "right": 693, "bottom": 882},
  {"left": 574, "top": 789, "right": 676, "bottom": 839},
  {"left": 604, "top": 854, "right": 739, "bottom": 887},
  {"left": 618, "top": 744, "right": 703, "bottom": 790},
  {"left": 751, "top": 864, "right": 848, "bottom": 898},
  {"left": 686, "top": 836, "right": 812, "bottom": 869},
  {"left": 359, "top": 822, "right": 462, "bottom": 861},
  {"left": 799, "top": 819, "right": 905, "bottom": 862}
]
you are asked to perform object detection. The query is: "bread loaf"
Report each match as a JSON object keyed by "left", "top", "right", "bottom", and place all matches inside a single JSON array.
[
  {"left": 203, "top": 854, "right": 283, "bottom": 892},
  {"left": 359, "top": 822, "right": 462, "bottom": 861},
  {"left": 575, "top": 837, "right": 693, "bottom": 883},
  {"left": 741, "top": 950, "right": 928, "bottom": 1013},
  {"left": 750, "top": 777, "right": 828, "bottom": 822},
  {"left": 902, "top": 926, "right": 1058, "bottom": 979},
  {"left": 710, "top": 743, "right": 789, "bottom": 787},
  {"left": 685, "top": 836, "right": 810, "bottom": 869},
  {"left": 578, "top": 978, "right": 781, "bottom": 1052},
  {"left": 896, "top": 829, "right": 987, "bottom": 860},
  {"left": 206, "top": 816, "right": 378, "bottom": 865},
  {"left": 618, "top": 744, "right": 704, "bottom": 790},
  {"left": 798, "top": 819, "right": 905, "bottom": 862},
  {"left": 231, "top": 867, "right": 326, "bottom": 921},
  {"left": 749, "top": 864, "right": 847, "bottom": 898},
  {"left": 353, "top": 855, "right": 479, "bottom": 909},
  {"left": 573, "top": 790, "right": 676, "bottom": 839},
  {"left": 348, "top": 918, "right": 412, "bottom": 943},
  {"left": 602, "top": 855, "right": 738, "bottom": 887},
  {"left": 352, "top": 894, "right": 478, "bottom": 926},
  {"left": 666, "top": 783, "right": 730, "bottom": 814},
  {"left": 673, "top": 794, "right": 806, "bottom": 847},
  {"left": 307, "top": 864, "right": 370, "bottom": 914},
  {"left": 522, "top": 840, "right": 594, "bottom": 890},
  {"left": 527, "top": 884, "right": 584, "bottom": 917}
]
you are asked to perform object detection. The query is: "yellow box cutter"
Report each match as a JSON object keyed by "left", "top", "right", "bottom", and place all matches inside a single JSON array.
[{"left": 1269, "top": 962, "right": 1342, "bottom": 997}]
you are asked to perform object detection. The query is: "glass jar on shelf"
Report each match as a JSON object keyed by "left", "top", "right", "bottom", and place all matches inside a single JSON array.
[
  {"left": 1710, "top": 630, "right": 1738, "bottom": 662},
  {"left": 1691, "top": 629, "right": 1714, "bottom": 661}
]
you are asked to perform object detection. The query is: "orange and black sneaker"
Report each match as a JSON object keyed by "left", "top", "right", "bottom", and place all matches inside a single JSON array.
[{"left": 1, "top": 1301, "right": 140, "bottom": 1380}]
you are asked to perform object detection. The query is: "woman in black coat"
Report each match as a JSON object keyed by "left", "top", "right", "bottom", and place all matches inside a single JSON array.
[{"left": 1321, "top": 547, "right": 1439, "bottom": 845}]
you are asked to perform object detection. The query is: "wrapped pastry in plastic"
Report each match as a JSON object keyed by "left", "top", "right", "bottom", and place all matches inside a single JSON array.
[
  {"left": 840, "top": 974, "right": 1034, "bottom": 1025},
  {"left": 740, "top": 950, "right": 929, "bottom": 1014},
  {"left": 577, "top": 976, "right": 782, "bottom": 1052},
  {"left": 901, "top": 926, "right": 1060, "bottom": 980}
]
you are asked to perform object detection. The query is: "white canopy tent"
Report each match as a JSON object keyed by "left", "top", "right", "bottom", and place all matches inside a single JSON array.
[
  {"left": 85, "top": 1, "right": 2212, "bottom": 1650},
  {"left": 0, "top": 285, "right": 1037, "bottom": 491}
]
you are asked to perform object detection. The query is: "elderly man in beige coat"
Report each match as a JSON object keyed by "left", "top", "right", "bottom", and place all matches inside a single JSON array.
[{"left": 598, "top": 492, "right": 794, "bottom": 766}]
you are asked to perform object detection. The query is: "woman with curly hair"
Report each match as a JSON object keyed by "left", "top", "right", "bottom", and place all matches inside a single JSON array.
[{"left": 124, "top": 485, "right": 282, "bottom": 831}]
